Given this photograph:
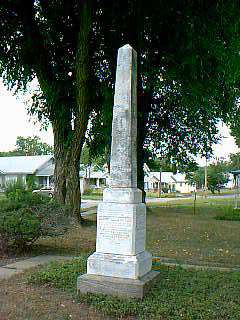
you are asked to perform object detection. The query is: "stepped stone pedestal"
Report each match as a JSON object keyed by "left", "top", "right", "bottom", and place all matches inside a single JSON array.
[
  {"left": 77, "top": 44, "right": 159, "bottom": 299},
  {"left": 77, "top": 187, "right": 158, "bottom": 298}
]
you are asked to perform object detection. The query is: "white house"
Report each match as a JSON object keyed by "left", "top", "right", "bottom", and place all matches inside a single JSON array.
[
  {"left": 144, "top": 170, "right": 195, "bottom": 194},
  {"left": 0, "top": 155, "right": 108, "bottom": 193},
  {"left": 79, "top": 166, "right": 108, "bottom": 192},
  {"left": 0, "top": 155, "right": 54, "bottom": 188},
  {"left": 224, "top": 173, "right": 235, "bottom": 189},
  {"left": 35, "top": 157, "right": 54, "bottom": 187},
  {"left": 0, "top": 156, "right": 195, "bottom": 194}
]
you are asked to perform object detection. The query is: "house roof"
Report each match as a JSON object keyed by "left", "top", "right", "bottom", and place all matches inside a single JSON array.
[
  {"left": 145, "top": 171, "right": 188, "bottom": 184},
  {"left": 150, "top": 172, "right": 174, "bottom": 183},
  {"left": 0, "top": 155, "right": 53, "bottom": 174},
  {"left": 231, "top": 170, "right": 240, "bottom": 176},
  {"left": 35, "top": 159, "right": 54, "bottom": 177},
  {"left": 79, "top": 169, "right": 109, "bottom": 179},
  {"left": 173, "top": 173, "right": 187, "bottom": 182}
]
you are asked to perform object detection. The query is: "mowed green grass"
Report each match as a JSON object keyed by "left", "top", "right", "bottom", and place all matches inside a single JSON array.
[
  {"left": 1, "top": 197, "right": 240, "bottom": 319},
  {"left": 26, "top": 257, "right": 240, "bottom": 320},
  {"left": 147, "top": 199, "right": 240, "bottom": 266},
  {"left": 34, "top": 197, "right": 240, "bottom": 267}
]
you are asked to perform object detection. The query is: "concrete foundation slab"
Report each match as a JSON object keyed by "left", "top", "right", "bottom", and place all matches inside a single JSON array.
[{"left": 77, "top": 270, "right": 160, "bottom": 299}]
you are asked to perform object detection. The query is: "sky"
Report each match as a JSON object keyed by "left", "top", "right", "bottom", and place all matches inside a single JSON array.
[
  {"left": 0, "top": 81, "right": 53, "bottom": 151},
  {"left": 0, "top": 81, "right": 239, "bottom": 164}
]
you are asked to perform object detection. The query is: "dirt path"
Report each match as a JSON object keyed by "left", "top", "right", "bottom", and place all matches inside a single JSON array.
[{"left": 0, "top": 276, "right": 118, "bottom": 320}]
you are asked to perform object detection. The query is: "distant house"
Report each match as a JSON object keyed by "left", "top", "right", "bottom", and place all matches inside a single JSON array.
[
  {"left": 0, "top": 155, "right": 54, "bottom": 189},
  {"left": 80, "top": 166, "right": 108, "bottom": 193},
  {"left": 0, "top": 155, "right": 108, "bottom": 193},
  {"left": 224, "top": 173, "right": 235, "bottom": 189},
  {"left": 144, "top": 168, "right": 195, "bottom": 194},
  {"left": 0, "top": 155, "right": 195, "bottom": 194},
  {"left": 35, "top": 157, "right": 54, "bottom": 187}
]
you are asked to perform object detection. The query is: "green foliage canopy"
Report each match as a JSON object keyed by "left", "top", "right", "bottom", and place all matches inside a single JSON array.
[
  {"left": 1, "top": 1, "right": 240, "bottom": 202},
  {"left": 0, "top": 136, "right": 53, "bottom": 156},
  {"left": 187, "top": 162, "right": 229, "bottom": 193}
]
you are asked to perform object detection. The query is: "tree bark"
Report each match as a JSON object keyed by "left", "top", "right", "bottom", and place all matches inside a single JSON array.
[
  {"left": 52, "top": 117, "right": 71, "bottom": 204},
  {"left": 65, "top": 152, "right": 82, "bottom": 222},
  {"left": 65, "top": 0, "right": 92, "bottom": 222},
  {"left": 18, "top": 0, "right": 93, "bottom": 220}
]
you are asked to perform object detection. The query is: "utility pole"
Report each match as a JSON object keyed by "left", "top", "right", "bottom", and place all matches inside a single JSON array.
[
  {"left": 234, "top": 174, "right": 238, "bottom": 209},
  {"left": 204, "top": 157, "right": 208, "bottom": 198},
  {"left": 158, "top": 167, "right": 162, "bottom": 198}
]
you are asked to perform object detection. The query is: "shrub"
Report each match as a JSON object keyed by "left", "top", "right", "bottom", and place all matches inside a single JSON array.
[
  {"left": 83, "top": 188, "right": 103, "bottom": 196},
  {"left": 0, "top": 199, "right": 23, "bottom": 212},
  {"left": 83, "top": 188, "right": 93, "bottom": 196},
  {"left": 0, "top": 199, "right": 70, "bottom": 254},
  {"left": 21, "top": 192, "right": 50, "bottom": 206},
  {"left": 5, "top": 180, "right": 50, "bottom": 206},
  {"left": 162, "top": 186, "right": 169, "bottom": 193},
  {"left": 30, "top": 201, "right": 70, "bottom": 237},
  {"left": 26, "top": 175, "right": 38, "bottom": 191},
  {"left": 0, "top": 208, "right": 41, "bottom": 252},
  {"left": 5, "top": 179, "right": 26, "bottom": 200},
  {"left": 215, "top": 207, "right": 240, "bottom": 221},
  {"left": 0, "top": 193, "right": 48, "bottom": 215},
  {"left": 0, "top": 187, "right": 70, "bottom": 254}
]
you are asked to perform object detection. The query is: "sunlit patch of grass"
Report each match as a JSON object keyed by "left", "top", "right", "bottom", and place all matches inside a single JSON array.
[
  {"left": 146, "top": 202, "right": 240, "bottom": 267},
  {"left": 32, "top": 198, "right": 240, "bottom": 267}
]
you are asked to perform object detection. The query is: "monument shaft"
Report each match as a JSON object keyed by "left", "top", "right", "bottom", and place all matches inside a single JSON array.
[
  {"left": 77, "top": 45, "right": 158, "bottom": 298},
  {"left": 86, "top": 44, "right": 151, "bottom": 279},
  {"left": 109, "top": 45, "right": 137, "bottom": 188}
]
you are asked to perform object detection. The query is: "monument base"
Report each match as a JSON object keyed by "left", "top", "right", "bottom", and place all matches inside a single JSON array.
[
  {"left": 77, "top": 270, "right": 160, "bottom": 299},
  {"left": 87, "top": 251, "right": 152, "bottom": 279}
]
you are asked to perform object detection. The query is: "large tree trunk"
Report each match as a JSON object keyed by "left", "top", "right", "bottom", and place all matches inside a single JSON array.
[
  {"left": 19, "top": 0, "right": 92, "bottom": 220},
  {"left": 65, "top": 152, "right": 82, "bottom": 222},
  {"left": 65, "top": 0, "right": 92, "bottom": 222},
  {"left": 52, "top": 114, "right": 72, "bottom": 204}
]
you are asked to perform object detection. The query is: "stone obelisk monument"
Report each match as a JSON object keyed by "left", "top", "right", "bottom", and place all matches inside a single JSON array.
[{"left": 77, "top": 44, "right": 159, "bottom": 298}]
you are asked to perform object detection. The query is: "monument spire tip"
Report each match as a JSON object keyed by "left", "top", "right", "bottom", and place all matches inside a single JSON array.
[{"left": 120, "top": 44, "right": 133, "bottom": 50}]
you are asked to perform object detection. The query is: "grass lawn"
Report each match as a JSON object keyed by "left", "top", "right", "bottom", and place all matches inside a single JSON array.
[
  {"left": 147, "top": 202, "right": 240, "bottom": 267},
  {"left": 0, "top": 273, "right": 111, "bottom": 320},
  {"left": 33, "top": 197, "right": 240, "bottom": 267},
  {"left": 1, "top": 259, "right": 239, "bottom": 320},
  {"left": 82, "top": 194, "right": 103, "bottom": 200},
  {"left": 196, "top": 188, "right": 236, "bottom": 197},
  {"left": 1, "top": 198, "right": 240, "bottom": 319}
]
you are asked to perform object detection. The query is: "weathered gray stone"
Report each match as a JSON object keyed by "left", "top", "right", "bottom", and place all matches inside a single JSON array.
[
  {"left": 103, "top": 187, "right": 142, "bottom": 203},
  {"left": 95, "top": 202, "right": 146, "bottom": 255},
  {"left": 77, "top": 44, "right": 154, "bottom": 298},
  {"left": 109, "top": 44, "right": 138, "bottom": 188},
  {"left": 87, "top": 251, "right": 152, "bottom": 279},
  {"left": 77, "top": 271, "right": 160, "bottom": 299}
]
